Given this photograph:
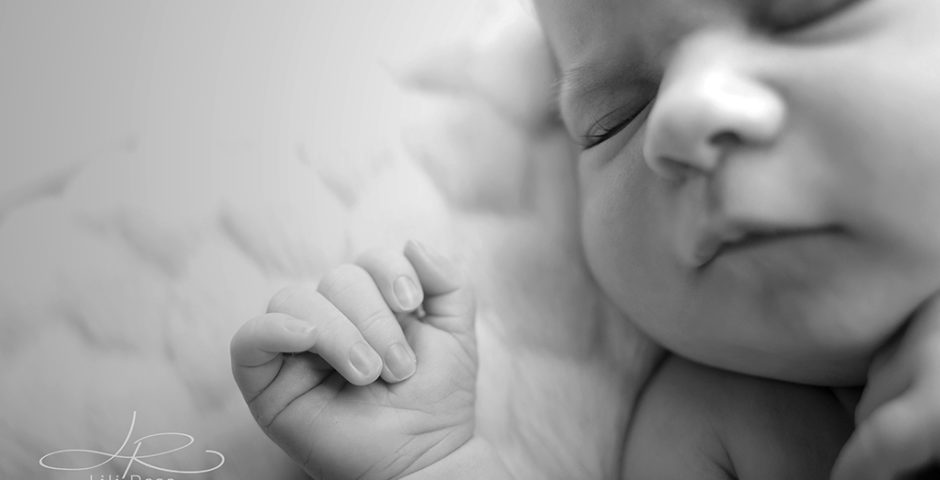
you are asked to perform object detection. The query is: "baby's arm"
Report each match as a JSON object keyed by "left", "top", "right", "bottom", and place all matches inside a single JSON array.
[
  {"left": 832, "top": 296, "right": 940, "bottom": 480},
  {"left": 230, "top": 240, "right": 512, "bottom": 480},
  {"left": 623, "top": 355, "right": 852, "bottom": 480}
]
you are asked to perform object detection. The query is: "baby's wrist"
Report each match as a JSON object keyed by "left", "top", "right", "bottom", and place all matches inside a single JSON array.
[{"left": 402, "top": 436, "right": 513, "bottom": 480}]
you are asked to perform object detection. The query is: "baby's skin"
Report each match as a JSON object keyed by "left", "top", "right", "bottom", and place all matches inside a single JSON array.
[
  {"left": 231, "top": 241, "right": 511, "bottom": 479},
  {"left": 624, "top": 355, "right": 852, "bottom": 479}
]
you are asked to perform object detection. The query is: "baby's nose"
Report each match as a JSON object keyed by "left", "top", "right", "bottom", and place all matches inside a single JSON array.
[{"left": 643, "top": 68, "right": 785, "bottom": 181}]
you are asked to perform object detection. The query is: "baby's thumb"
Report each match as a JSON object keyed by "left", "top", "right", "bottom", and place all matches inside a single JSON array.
[{"left": 404, "top": 240, "right": 476, "bottom": 337}]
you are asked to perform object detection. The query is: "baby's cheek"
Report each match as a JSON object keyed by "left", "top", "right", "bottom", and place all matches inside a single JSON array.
[
  {"left": 580, "top": 198, "right": 634, "bottom": 295},
  {"left": 578, "top": 177, "right": 619, "bottom": 254}
]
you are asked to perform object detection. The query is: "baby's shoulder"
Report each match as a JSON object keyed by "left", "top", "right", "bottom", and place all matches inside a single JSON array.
[{"left": 622, "top": 355, "right": 853, "bottom": 480}]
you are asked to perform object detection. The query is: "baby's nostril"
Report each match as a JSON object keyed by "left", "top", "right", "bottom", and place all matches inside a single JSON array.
[{"left": 651, "top": 156, "right": 700, "bottom": 181}]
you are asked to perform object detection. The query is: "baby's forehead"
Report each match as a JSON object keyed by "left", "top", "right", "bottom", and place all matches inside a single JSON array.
[{"left": 537, "top": 0, "right": 865, "bottom": 45}]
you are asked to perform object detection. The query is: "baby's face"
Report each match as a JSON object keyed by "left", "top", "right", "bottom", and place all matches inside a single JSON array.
[{"left": 536, "top": 0, "right": 940, "bottom": 384}]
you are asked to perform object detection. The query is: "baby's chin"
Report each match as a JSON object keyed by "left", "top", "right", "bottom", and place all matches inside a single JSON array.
[
  {"left": 643, "top": 298, "right": 905, "bottom": 387},
  {"left": 664, "top": 335, "right": 870, "bottom": 388},
  {"left": 730, "top": 348, "right": 871, "bottom": 388},
  {"left": 728, "top": 272, "right": 927, "bottom": 381}
]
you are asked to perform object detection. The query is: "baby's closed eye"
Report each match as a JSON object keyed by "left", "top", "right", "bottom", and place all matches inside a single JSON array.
[{"left": 582, "top": 98, "right": 654, "bottom": 150}]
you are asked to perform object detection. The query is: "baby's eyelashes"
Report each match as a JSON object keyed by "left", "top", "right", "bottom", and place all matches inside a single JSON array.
[{"left": 582, "top": 99, "right": 654, "bottom": 150}]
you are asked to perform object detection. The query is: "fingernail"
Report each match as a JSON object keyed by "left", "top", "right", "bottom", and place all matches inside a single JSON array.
[
  {"left": 349, "top": 341, "right": 382, "bottom": 378},
  {"left": 283, "top": 318, "right": 316, "bottom": 336},
  {"left": 385, "top": 343, "right": 416, "bottom": 381},
  {"left": 393, "top": 276, "right": 421, "bottom": 310}
]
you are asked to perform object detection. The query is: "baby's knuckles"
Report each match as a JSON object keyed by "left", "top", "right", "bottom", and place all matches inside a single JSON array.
[{"left": 317, "top": 264, "right": 373, "bottom": 299}]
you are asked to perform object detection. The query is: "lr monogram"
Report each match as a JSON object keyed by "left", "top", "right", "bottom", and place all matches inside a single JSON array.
[{"left": 39, "top": 411, "right": 225, "bottom": 479}]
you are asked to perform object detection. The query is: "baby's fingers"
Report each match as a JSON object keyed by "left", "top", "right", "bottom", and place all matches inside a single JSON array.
[
  {"left": 230, "top": 312, "right": 319, "bottom": 401},
  {"left": 404, "top": 239, "right": 475, "bottom": 336},
  {"left": 356, "top": 248, "right": 424, "bottom": 313},
  {"left": 860, "top": 295, "right": 940, "bottom": 422},
  {"left": 856, "top": 336, "right": 911, "bottom": 424},
  {"left": 317, "top": 265, "right": 417, "bottom": 382},
  {"left": 832, "top": 397, "right": 940, "bottom": 480},
  {"left": 266, "top": 285, "right": 385, "bottom": 385},
  {"left": 318, "top": 265, "right": 417, "bottom": 383}
]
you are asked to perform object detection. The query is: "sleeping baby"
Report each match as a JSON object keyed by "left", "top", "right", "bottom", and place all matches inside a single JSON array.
[{"left": 231, "top": 0, "right": 940, "bottom": 478}]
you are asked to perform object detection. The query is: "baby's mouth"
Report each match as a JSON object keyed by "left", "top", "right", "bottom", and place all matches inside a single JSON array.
[{"left": 691, "top": 223, "right": 842, "bottom": 268}]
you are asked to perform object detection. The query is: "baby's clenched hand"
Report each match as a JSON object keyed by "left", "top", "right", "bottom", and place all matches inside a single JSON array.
[
  {"left": 832, "top": 295, "right": 940, "bottom": 480},
  {"left": 231, "top": 240, "right": 479, "bottom": 480}
]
